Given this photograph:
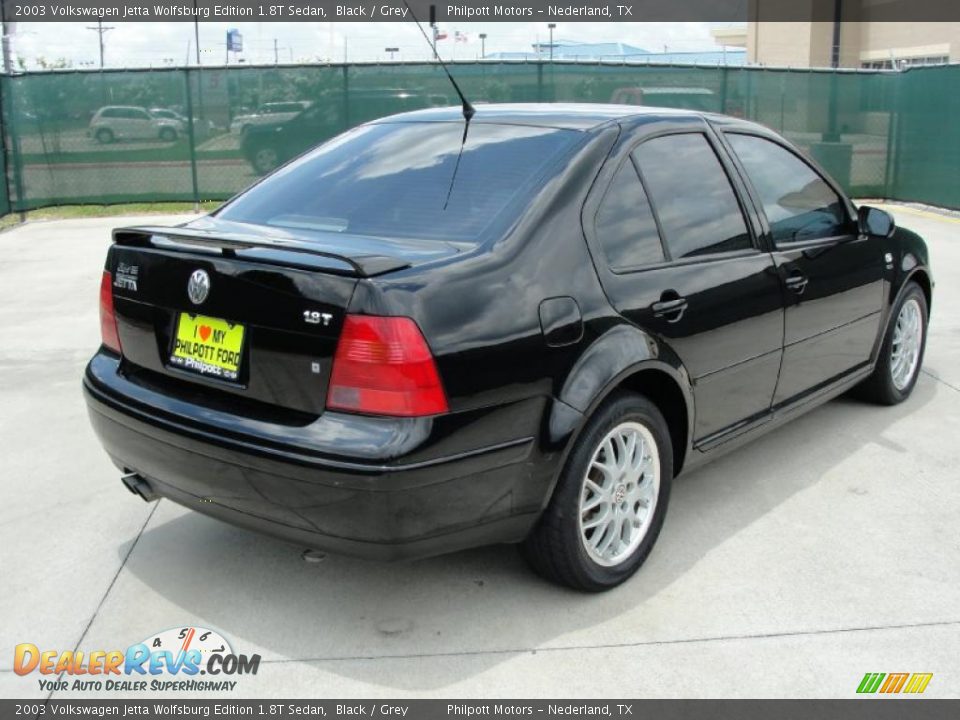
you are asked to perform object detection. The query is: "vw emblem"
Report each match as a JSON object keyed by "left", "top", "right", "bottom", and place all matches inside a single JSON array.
[{"left": 187, "top": 269, "right": 210, "bottom": 305}]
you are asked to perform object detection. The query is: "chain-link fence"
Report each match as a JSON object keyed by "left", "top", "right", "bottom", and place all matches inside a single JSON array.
[{"left": 0, "top": 61, "right": 955, "bottom": 214}]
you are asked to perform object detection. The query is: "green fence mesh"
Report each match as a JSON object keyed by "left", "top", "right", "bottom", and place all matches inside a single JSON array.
[{"left": 0, "top": 61, "right": 956, "bottom": 214}]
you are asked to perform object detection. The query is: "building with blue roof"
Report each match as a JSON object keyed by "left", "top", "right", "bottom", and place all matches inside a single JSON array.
[{"left": 484, "top": 39, "right": 746, "bottom": 66}]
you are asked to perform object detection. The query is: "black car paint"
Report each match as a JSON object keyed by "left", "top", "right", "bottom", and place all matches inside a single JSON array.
[{"left": 84, "top": 104, "right": 932, "bottom": 561}]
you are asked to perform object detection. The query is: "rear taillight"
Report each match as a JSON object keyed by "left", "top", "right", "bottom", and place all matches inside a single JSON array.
[
  {"left": 99, "top": 270, "right": 122, "bottom": 354},
  {"left": 327, "top": 315, "right": 448, "bottom": 417}
]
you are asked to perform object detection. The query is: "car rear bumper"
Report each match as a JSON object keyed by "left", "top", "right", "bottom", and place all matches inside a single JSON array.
[{"left": 83, "top": 353, "right": 549, "bottom": 561}]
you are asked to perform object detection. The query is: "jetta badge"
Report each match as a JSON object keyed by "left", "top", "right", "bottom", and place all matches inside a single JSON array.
[{"left": 187, "top": 269, "right": 210, "bottom": 305}]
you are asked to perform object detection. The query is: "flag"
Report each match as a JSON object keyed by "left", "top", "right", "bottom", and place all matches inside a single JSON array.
[
  {"left": 435, "top": 30, "right": 448, "bottom": 41},
  {"left": 455, "top": 31, "right": 469, "bottom": 43}
]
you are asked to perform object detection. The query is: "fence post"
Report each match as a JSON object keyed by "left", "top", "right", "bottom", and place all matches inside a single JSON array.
[
  {"left": 536, "top": 62, "right": 543, "bottom": 102},
  {"left": 183, "top": 68, "right": 201, "bottom": 211},
  {"left": 1, "top": 75, "right": 26, "bottom": 219},
  {"left": 719, "top": 65, "right": 728, "bottom": 115},
  {"left": 0, "top": 74, "right": 13, "bottom": 218},
  {"left": 883, "top": 74, "right": 900, "bottom": 200},
  {"left": 342, "top": 65, "right": 350, "bottom": 131}
]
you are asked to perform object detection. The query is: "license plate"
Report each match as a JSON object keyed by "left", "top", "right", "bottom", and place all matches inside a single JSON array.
[{"left": 170, "top": 313, "right": 245, "bottom": 382}]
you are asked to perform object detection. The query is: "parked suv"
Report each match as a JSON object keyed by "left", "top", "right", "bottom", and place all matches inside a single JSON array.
[
  {"left": 85, "top": 105, "right": 931, "bottom": 591},
  {"left": 89, "top": 106, "right": 184, "bottom": 143}
]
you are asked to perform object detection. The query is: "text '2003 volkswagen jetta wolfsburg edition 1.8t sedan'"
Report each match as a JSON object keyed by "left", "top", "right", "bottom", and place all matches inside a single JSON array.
[{"left": 84, "top": 104, "right": 932, "bottom": 591}]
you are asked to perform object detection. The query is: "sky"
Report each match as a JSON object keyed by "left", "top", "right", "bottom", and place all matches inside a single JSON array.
[{"left": 10, "top": 21, "right": 734, "bottom": 69}]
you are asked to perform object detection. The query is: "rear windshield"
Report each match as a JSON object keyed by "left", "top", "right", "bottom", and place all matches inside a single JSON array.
[{"left": 218, "top": 121, "right": 581, "bottom": 244}]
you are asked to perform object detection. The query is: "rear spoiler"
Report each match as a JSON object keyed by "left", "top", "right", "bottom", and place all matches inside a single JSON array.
[{"left": 112, "top": 225, "right": 411, "bottom": 278}]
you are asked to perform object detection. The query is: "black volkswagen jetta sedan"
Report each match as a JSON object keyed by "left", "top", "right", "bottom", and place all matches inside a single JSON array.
[{"left": 84, "top": 104, "right": 932, "bottom": 591}]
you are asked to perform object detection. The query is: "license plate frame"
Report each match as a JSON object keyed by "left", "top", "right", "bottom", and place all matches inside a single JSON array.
[{"left": 169, "top": 313, "right": 246, "bottom": 382}]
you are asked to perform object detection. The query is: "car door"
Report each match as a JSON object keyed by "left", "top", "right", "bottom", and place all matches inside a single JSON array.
[
  {"left": 103, "top": 108, "right": 127, "bottom": 138},
  {"left": 585, "top": 121, "right": 784, "bottom": 444},
  {"left": 113, "top": 108, "right": 137, "bottom": 139},
  {"left": 129, "top": 108, "right": 154, "bottom": 140},
  {"left": 722, "top": 131, "right": 885, "bottom": 404},
  {"left": 114, "top": 108, "right": 136, "bottom": 138}
]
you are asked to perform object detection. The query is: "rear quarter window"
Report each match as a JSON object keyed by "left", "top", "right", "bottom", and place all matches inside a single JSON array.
[{"left": 594, "top": 159, "right": 665, "bottom": 271}]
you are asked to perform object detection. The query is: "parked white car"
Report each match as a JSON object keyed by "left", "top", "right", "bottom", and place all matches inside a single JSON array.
[
  {"left": 89, "top": 106, "right": 184, "bottom": 143},
  {"left": 229, "top": 101, "right": 310, "bottom": 134},
  {"left": 149, "top": 108, "right": 216, "bottom": 137}
]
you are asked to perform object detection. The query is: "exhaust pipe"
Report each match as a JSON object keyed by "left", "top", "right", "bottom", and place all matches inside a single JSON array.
[{"left": 121, "top": 472, "right": 159, "bottom": 502}]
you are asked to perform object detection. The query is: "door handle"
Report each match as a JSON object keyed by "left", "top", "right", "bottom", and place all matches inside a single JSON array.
[
  {"left": 652, "top": 296, "right": 688, "bottom": 322},
  {"left": 785, "top": 273, "right": 809, "bottom": 294}
]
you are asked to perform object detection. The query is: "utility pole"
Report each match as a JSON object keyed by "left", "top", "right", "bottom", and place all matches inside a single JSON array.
[
  {"left": 548, "top": 24, "right": 556, "bottom": 62},
  {"left": 479, "top": 33, "right": 486, "bottom": 59},
  {"left": 193, "top": 0, "right": 200, "bottom": 65},
  {"left": 274, "top": 38, "right": 279, "bottom": 65},
  {"left": 192, "top": 0, "right": 204, "bottom": 130},
  {"left": 86, "top": 20, "right": 114, "bottom": 69}
]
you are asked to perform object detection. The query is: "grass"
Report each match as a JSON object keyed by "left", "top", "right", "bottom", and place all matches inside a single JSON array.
[{"left": 0, "top": 201, "right": 222, "bottom": 230}]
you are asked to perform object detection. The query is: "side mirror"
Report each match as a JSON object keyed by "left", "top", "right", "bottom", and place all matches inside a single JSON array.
[{"left": 858, "top": 206, "right": 895, "bottom": 238}]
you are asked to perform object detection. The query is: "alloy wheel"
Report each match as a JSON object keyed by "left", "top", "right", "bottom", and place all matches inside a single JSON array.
[
  {"left": 890, "top": 297, "right": 923, "bottom": 391},
  {"left": 578, "top": 421, "right": 660, "bottom": 567}
]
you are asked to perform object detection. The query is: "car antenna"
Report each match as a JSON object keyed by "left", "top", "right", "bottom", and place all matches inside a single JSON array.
[
  {"left": 403, "top": 1, "right": 475, "bottom": 123},
  {"left": 401, "top": 0, "right": 475, "bottom": 209}
]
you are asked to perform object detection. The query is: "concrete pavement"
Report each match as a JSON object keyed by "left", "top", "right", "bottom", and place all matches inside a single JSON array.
[{"left": 0, "top": 206, "right": 958, "bottom": 699}]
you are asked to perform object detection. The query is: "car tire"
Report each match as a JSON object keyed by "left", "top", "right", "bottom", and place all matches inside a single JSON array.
[
  {"left": 252, "top": 147, "right": 280, "bottom": 174},
  {"left": 521, "top": 393, "right": 672, "bottom": 592},
  {"left": 159, "top": 127, "right": 177, "bottom": 142},
  {"left": 855, "top": 281, "right": 928, "bottom": 405},
  {"left": 95, "top": 128, "right": 114, "bottom": 144}
]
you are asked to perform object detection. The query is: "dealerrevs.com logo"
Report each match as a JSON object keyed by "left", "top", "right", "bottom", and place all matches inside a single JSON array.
[
  {"left": 857, "top": 672, "right": 933, "bottom": 695},
  {"left": 14, "top": 626, "right": 260, "bottom": 693}
]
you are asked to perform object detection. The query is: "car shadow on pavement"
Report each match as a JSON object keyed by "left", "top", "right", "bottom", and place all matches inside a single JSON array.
[{"left": 119, "top": 377, "right": 938, "bottom": 691}]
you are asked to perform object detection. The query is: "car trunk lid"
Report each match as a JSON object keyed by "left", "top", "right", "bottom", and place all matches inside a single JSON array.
[{"left": 106, "top": 219, "right": 457, "bottom": 417}]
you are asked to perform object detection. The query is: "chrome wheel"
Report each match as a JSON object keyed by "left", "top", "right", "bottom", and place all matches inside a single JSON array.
[
  {"left": 890, "top": 297, "right": 923, "bottom": 391},
  {"left": 578, "top": 421, "right": 660, "bottom": 567}
]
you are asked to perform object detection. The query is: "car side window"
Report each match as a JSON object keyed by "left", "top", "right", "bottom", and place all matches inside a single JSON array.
[
  {"left": 726, "top": 133, "right": 850, "bottom": 244},
  {"left": 594, "top": 159, "right": 665, "bottom": 271},
  {"left": 632, "top": 133, "right": 752, "bottom": 259}
]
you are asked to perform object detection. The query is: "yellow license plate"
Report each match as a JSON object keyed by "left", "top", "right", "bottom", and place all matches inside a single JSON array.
[{"left": 170, "top": 313, "right": 245, "bottom": 381}]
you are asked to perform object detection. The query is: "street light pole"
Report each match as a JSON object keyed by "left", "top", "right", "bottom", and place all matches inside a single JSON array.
[
  {"left": 548, "top": 23, "right": 556, "bottom": 62},
  {"left": 479, "top": 33, "right": 487, "bottom": 59},
  {"left": 385, "top": 46, "right": 399, "bottom": 61}
]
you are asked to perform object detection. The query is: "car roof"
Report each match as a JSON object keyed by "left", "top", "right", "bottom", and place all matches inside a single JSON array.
[{"left": 375, "top": 102, "right": 724, "bottom": 131}]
